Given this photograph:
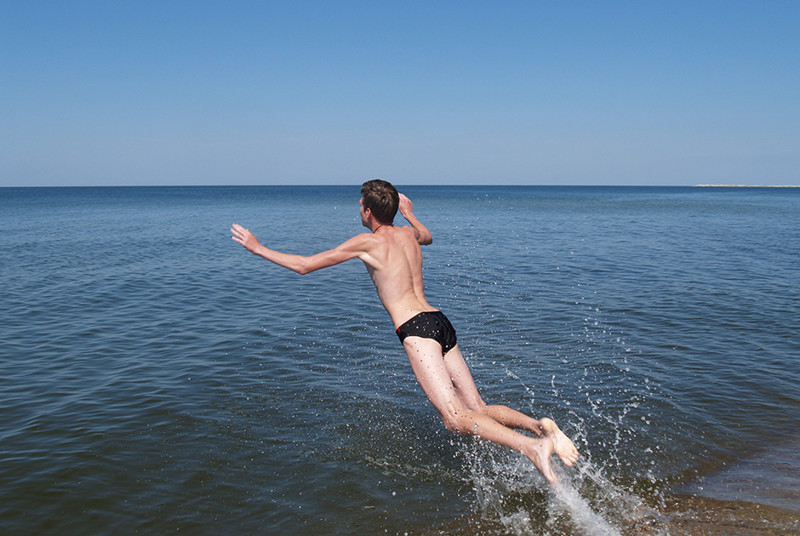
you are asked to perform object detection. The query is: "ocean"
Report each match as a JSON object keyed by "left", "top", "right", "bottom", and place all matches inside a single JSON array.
[{"left": 1, "top": 185, "right": 798, "bottom": 535}]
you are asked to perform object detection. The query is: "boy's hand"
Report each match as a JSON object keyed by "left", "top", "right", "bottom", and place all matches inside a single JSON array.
[
  {"left": 398, "top": 193, "right": 414, "bottom": 219},
  {"left": 231, "top": 223, "right": 262, "bottom": 254}
]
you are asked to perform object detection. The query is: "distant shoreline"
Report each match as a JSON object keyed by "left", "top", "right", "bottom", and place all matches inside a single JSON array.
[{"left": 694, "top": 184, "right": 800, "bottom": 188}]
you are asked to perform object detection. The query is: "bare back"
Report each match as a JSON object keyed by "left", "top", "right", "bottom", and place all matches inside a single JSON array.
[{"left": 358, "top": 225, "right": 435, "bottom": 328}]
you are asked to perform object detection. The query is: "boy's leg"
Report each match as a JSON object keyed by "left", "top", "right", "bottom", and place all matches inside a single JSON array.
[
  {"left": 443, "top": 345, "right": 579, "bottom": 467},
  {"left": 403, "top": 337, "right": 559, "bottom": 484}
]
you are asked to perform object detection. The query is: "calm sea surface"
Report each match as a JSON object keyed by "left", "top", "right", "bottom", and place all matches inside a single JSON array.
[{"left": 1, "top": 186, "right": 798, "bottom": 535}]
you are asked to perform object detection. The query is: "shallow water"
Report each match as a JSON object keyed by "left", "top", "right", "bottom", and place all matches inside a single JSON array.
[{"left": 1, "top": 185, "right": 798, "bottom": 534}]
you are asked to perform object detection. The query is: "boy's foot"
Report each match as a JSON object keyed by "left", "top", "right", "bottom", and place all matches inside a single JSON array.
[{"left": 540, "top": 418, "right": 579, "bottom": 467}]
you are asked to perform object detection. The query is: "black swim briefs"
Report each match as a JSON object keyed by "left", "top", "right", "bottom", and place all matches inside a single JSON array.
[{"left": 395, "top": 311, "right": 458, "bottom": 354}]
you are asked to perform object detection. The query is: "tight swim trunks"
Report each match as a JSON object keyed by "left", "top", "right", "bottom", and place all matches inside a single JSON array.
[{"left": 395, "top": 311, "right": 458, "bottom": 355}]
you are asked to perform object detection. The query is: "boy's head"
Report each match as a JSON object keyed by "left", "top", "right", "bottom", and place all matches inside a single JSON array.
[{"left": 361, "top": 179, "right": 399, "bottom": 225}]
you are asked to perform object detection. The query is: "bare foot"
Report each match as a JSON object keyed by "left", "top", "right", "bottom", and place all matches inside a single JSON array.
[
  {"left": 524, "top": 437, "right": 558, "bottom": 485},
  {"left": 539, "top": 418, "right": 579, "bottom": 467}
]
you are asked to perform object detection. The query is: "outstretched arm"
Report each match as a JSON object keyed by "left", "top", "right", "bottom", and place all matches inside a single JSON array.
[
  {"left": 231, "top": 223, "right": 369, "bottom": 275},
  {"left": 398, "top": 193, "right": 433, "bottom": 245}
]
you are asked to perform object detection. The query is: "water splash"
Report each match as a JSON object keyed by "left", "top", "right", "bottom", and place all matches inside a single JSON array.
[
  {"left": 461, "top": 438, "right": 662, "bottom": 535},
  {"left": 549, "top": 484, "right": 620, "bottom": 536},
  {"left": 460, "top": 319, "right": 667, "bottom": 535}
]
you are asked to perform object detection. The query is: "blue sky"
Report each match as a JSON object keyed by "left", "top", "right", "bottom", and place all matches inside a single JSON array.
[{"left": 2, "top": 1, "right": 799, "bottom": 186}]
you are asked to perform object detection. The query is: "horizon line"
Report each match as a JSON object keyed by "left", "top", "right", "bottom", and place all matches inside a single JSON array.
[{"left": 5, "top": 183, "right": 799, "bottom": 189}]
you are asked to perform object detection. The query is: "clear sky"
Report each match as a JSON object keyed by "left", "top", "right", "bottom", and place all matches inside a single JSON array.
[{"left": 2, "top": 1, "right": 799, "bottom": 187}]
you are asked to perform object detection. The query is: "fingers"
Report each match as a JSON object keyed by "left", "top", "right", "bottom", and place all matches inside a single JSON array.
[
  {"left": 398, "top": 193, "right": 413, "bottom": 216},
  {"left": 231, "top": 223, "right": 249, "bottom": 244}
]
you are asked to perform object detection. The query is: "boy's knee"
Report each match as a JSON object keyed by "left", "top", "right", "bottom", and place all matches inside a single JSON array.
[
  {"left": 468, "top": 398, "right": 487, "bottom": 412},
  {"left": 440, "top": 410, "right": 475, "bottom": 435},
  {"left": 442, "top": 418, "right": 462, "bottom": 434}
]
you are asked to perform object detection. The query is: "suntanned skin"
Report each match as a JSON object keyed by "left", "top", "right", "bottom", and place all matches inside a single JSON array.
[{"left": 231, "top": 191, "right": 578, "bottom": 485}]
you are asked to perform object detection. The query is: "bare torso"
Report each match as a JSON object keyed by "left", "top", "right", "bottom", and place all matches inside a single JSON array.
[{"left": 358, "top": 225, "right": 436, "bottom": 328}]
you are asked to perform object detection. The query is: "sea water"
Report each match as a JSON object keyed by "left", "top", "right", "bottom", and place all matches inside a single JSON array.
[{"left": 1, "top": 185, "right": 798, "bottom": 535}]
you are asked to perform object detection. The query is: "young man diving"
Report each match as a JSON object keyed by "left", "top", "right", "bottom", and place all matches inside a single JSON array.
[{"left": 231, "top": 179, "right": 578, "bottom": 484}]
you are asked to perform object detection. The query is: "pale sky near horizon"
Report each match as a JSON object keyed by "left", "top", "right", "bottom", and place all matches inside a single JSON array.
[{"left": 2, "top": 1, "right": 799, "bottom": 187}]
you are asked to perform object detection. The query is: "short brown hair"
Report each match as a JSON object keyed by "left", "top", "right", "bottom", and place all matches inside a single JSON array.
[{"left": 361, "top": 179, "right": 399, "bottom": 224}]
